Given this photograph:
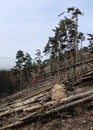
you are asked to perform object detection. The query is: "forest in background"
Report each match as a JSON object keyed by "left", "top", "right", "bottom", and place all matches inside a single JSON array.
[{"left": 0, "top": 7, "right": 93, "bottom": 98}]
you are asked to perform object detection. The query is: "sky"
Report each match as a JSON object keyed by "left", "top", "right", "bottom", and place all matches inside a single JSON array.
[{"left": 0, "top": 0, "right": 93, "bottom": 68}]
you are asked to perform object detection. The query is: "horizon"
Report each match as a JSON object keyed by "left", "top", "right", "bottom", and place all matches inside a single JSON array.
[{"left": 0, "top": 57, "right": 15, "bottom": 69}]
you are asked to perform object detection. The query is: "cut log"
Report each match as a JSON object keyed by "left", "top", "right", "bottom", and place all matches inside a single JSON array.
[
  {"left": 0, "top": 90, "right": 93, "bottom": 118},
  {"left": 0, "top": 85, "right": 52, "bottom": 110},
  {"left": 51, "top": 84, "right": 66, "bottom": 101},
  {"left": 0, "top": 89, "right": 93, "bottom": 118},
  {"left": 0, "top": 94, "right": 93, "bottom": 130},
  {"left": 0, "top": 92, "right": 50, "bottom": 117},
  {"left": 60, "top": 89, "right": 93, "bottom": 103}
]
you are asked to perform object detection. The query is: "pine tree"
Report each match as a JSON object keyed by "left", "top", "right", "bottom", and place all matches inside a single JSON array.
[
  {"left": 15, "top": 50, "right": 25, "bottom": 88},
  {"left": 23, "top": 53, "right": 33, "bottom": 82},
  {"left": 35, "top": 49, "right": 43, "bottom": 75}
]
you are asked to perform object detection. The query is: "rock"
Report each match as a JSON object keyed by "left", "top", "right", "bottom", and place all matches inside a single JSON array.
[{"left": 51, "top": 83, "right": 66, "bottom": 101}]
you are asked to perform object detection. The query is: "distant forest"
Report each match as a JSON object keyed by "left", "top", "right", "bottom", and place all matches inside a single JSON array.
[{"left": 0, "top": 7, "right": 93, "bottom": 98}]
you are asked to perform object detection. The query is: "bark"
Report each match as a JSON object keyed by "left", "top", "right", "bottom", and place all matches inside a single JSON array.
[
  {"left": 0, "top": 94, "right": 93, "bottom": 130},
  {"left": 0, "top": 90, "right": 93, "bottom": 117},
  {"left": 0, "top": 92, "right": 50, "bottom": 117}
]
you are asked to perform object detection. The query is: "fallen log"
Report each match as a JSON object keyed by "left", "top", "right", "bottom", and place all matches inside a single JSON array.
[
  {"left": 0, "top": 89, "right": 93, "bottom": 118},
  {"left": 0, "top": 94, "right": 93, "bottom": 130},
  {"left": 73, "top": 75, "right": 93, "bottom": 85},
  {"left": 0, "top": 83, "right": 52, "bottom": 110},
  {"left": 10, "top": 92, "right": 49, "bottom": 108},
  {"left": 23, "top": 89, "right": 93, "bottom": 112},
  {"left": 0, "top": 92, "right": 50, "bottom": 117},
  {"left": 83, "top": 70, "right": 93, "bottom": 76},
  {"left": 60, "top": 89, "right": 93, "bottom": 103}
]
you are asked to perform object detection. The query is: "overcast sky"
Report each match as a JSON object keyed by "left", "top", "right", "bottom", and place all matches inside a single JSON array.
[{"left": 0, "top": 0, "right": 93, "bottom": 68}]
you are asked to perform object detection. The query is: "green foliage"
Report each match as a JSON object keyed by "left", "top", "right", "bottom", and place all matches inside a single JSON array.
[
  {"left": 43, "top": 7, "right": 85, "bottom": 71},
  {"left": 23, "top": 53, "right": 33, "bottom": 82},
  {"left": 15, "top": 50, "right": 25, "bottom": 88},
  {"left": 35, "top": 49, "right": 43, "bottom": 74},
  {"left": 14, "top": 50, "right": 33, "bottom": 87},
  {"left": 15, "top": 50, "right": 25, "bottom": 70}
]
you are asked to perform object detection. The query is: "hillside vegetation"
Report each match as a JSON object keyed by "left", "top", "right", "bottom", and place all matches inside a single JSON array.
[
  {"left": 0, "top": 7, "right": 93, "bottom": 130},
  {"left": 0, "top": 7, "right": 93, "bottom": 98}
]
